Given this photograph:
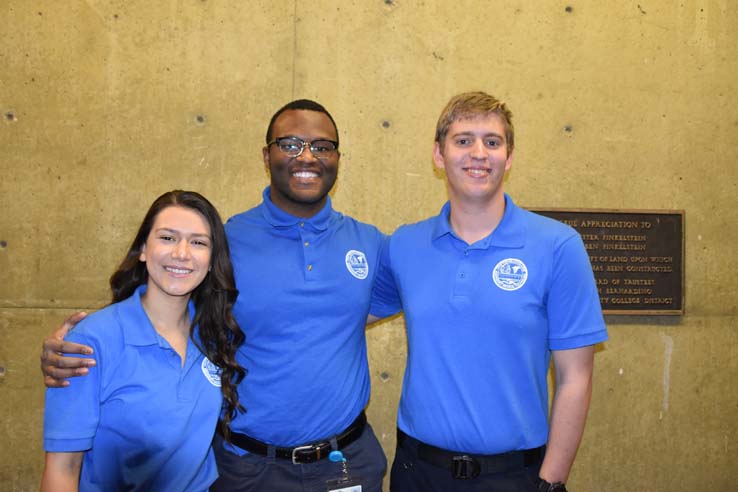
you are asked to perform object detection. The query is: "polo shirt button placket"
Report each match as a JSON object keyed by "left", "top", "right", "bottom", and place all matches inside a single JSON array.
[
  {"left": 452, "top": 248, "right": 474, "bottom": 299},
  {"left": 301, "top": 228, "right": 316, "bottom": 279},
  {"left": 169, "top": 351, "right": 184, "bottom": 400},
  {"left": 168, "top": 349, "right": 180, "bottom": 368}
]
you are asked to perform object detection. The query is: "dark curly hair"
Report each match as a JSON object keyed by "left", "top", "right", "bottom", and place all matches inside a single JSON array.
[{"left": 109, "top": 190, "right": 245, "bottom": 441}]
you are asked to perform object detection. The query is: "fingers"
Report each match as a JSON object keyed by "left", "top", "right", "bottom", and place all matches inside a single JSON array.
[
  {"left": 42, "top": 351, "right": 95, "bottom": 369},
  {"left": 43, "top": 375, "right": 70, "bottom": 388},
  {"left": 42, "top": 338, "right": 94, "bottom": 356},
  {"left": 40, "top": 312, "right": 95, "bottom": 388},
  {"left": 43, "top": 369, "right": 89, "bottom": 387},
  {"left": 43, "top": 312, "right": 94, "bottom": 356},
  {"left": 45, "top": 339, "right": 94, "bottom": 356},
  {"left": 53, "top": 312, "right": 89, "bottom": 340},
  {"left": 43, "top": 370, "right": 89, "bottom": 388},
  {"left": 41, "top": 355, "right": 93, "bottom": 388},
  {"left": 40, "top": 350, "right": 95, "bottom": 381},
  {"left": 44, "top": 364, "right": 90, "bottom": 379}
]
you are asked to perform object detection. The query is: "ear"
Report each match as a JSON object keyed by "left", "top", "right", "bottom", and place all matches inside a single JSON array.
[
  {"left": 504, "top": 150, "right": 514, "bottom": 171},
  {"left": 139, "top": 245, "right": 146, "bottom": 262},
  {"left": 432, "top": 141, "right": 445, "bottom": 170},
  {"left": 262, "top": 145, "right": 271, "bottom": 171}
]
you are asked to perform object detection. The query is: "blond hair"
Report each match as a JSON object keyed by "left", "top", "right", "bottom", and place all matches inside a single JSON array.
[{"left": 435, "top": 91, "right": 514, "bottom": 156}]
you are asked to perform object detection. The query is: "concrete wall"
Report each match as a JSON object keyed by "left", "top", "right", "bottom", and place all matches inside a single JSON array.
[{"left": 2, "top": 1, "right": 737, "bottom": 490}]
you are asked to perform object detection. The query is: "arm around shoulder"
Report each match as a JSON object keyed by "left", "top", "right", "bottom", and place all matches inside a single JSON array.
[{"left": 41, "top": 312, "right": 96, "bottom": 388}]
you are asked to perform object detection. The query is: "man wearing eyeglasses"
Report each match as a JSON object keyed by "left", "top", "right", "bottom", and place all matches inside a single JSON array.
[{"left": 40, "top": 100, "right": 388, "bottom": 492}]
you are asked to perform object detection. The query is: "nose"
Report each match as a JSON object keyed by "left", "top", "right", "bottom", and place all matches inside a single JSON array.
[
  {"left": 173, "top": 240, "right": 191, "bottom": 260},
  {"left": 470, "top": 140, "right": 487, "bottom": 159},
  {"left": 295, "top": 142, "right": 318, "bottom": 162}
]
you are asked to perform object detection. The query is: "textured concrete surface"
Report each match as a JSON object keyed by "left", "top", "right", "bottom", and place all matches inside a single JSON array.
[{"left": 2, "top": 1, "right": 737, "bottom": 490}]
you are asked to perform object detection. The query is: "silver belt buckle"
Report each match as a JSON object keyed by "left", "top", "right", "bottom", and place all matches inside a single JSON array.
[{"left": 291, "top": 444, "right": 316, "bottom": 464}]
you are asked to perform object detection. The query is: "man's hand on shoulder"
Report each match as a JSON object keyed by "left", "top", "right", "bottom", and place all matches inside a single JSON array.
[{"left": 41, "top": 312, "right": 95, "bottom": 388}]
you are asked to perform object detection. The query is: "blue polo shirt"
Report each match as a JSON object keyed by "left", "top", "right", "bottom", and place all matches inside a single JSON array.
[
  {"left": 43, "top": 285, "right": 222, "bottom": 491},
  {"left": 224, "top": 187, "right": 385, "bottom": 448},
  {"left": 371, "top": 195, "right": 608, "bottom": 454}
]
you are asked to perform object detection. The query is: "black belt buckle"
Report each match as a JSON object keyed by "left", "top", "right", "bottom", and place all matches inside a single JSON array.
[{"left": 452, "top": 454, "right": 480, "bottom": 479}]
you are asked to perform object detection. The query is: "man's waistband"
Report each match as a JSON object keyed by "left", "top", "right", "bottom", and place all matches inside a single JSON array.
[
  {"left": 219, "top": 411, "right": 367, "bottom": 464},
  {"left": 397, "top": 428, "right": 545, "bottom": 479}
]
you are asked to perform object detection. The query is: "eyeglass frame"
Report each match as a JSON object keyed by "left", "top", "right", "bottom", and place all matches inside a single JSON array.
[{"left": 266, "top": 136, "right": 340, "bottom": 158}]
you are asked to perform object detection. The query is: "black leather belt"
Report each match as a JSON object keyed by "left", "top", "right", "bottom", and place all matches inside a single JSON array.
[
  {"left": 397, "top": 428, "right": 545, "bottom": 480},
  {"left": 220, "top": 411, "right": 367, "bottom": 464}
]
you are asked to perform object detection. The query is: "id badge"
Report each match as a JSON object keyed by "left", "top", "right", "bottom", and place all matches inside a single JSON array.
[{"left": 325, "top": 476, "right": 363, "bottom": 492}]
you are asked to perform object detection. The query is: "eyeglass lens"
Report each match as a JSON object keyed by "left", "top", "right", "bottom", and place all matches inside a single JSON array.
[{"left": 277, "top": 137, "right": 337, "bottom": 158}]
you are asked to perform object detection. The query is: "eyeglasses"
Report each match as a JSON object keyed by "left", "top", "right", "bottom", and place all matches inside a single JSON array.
[{"left": 267, "top": 136, "right": 339, "bottom": 158}]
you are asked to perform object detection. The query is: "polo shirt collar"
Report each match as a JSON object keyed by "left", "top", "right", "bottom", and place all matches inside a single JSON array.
[
  {"left": 431, "top": 193, "right": 526, "bottom": 249},
  {"left": 260, "top": 186, "right": 333, "bottom": 231},
  {"left": 120, "top": 284, "right": 195, "bottom": 347},
  {"left": 431, "top": 201, "right": 455, "bottom": 240}
]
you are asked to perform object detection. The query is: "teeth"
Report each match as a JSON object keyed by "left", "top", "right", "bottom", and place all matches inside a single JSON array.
[
  {"left": 293, "top": 171, "right": 318, "bottom": 178},
  {"left": 466, "top": 168, "right": 490, "bottom": 176},
  {"left": 165, "top": 267, "right": 191, "bottom": 274}
]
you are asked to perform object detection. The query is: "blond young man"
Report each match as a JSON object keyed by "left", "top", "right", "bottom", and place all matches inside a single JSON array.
[{"left": 370, "top": 92, "right": 607, "bottom": 492}]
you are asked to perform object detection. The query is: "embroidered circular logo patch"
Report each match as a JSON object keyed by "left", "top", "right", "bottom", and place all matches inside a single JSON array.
[
  {"left": 492, "top": 258, "right": 528, "bottom": 291},
  {"left": 201, "top": 358, "right": 222, "bottom": 387},
  {"left": 345, "top": 250, "right": 369, "bottom": 280}
]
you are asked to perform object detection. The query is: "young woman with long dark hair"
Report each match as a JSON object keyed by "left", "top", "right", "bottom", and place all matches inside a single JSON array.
[{"left": 41, "top": 190, "right": 245, "bottom": 492}]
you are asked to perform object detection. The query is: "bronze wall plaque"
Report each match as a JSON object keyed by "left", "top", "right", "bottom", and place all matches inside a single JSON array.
[{"left": 529, "top": 208, "right": 684, "bottom": 315}]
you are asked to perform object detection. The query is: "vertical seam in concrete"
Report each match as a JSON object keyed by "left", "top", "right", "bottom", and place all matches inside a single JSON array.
[
  {"left": 291, "top": 0, "right": 298, "bottom": 98},
  {"left": 661, "top": 333, "right": 673, "bottom": 413}
]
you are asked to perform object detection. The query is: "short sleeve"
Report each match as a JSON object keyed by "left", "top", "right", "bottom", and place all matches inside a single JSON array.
[
  {"left": 547, "top": 233, "right": 608, "bottom": 350},
  {"left": 369, "top": 234, "right": 403, "bottom": 318},
  {"left": 43, "top": 328, "right": 103, "bottom": 452}
]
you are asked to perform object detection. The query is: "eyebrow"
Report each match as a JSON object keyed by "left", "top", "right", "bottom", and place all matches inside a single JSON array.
[
  {"left": 451, "top": 131, "right": 505, "bottom": 139},
  {"left": 155, "top": 227, "right": 211, "bottom": 238},
  {"left": 278, "top": 134, "right": 337, "bottom": 142}
]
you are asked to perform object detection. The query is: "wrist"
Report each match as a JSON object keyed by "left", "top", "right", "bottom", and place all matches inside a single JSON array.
[{"left": 538, "top": 477, "right": 567, "bottom": 492}]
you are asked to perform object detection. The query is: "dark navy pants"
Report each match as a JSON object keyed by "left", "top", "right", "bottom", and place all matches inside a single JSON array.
[
  {"left": 390, "top": 433, "right": 543, "bottom": 492},
  {"left": 211, "top": 423, "right": 387, "bottom": 492}
]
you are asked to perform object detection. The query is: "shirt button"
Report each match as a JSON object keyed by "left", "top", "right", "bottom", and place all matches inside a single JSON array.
[
  {"left": 304, "top": 241, "right": 310, "bottom": 247},
  {"left": 460, "top": 273, "right": 465, "bottom": 278},
  {"left": 300, "top": 222, "right": 305, "bottom": 227},
  {"left": 307, "top": 264, "right": 313, "bottom": 271}
]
